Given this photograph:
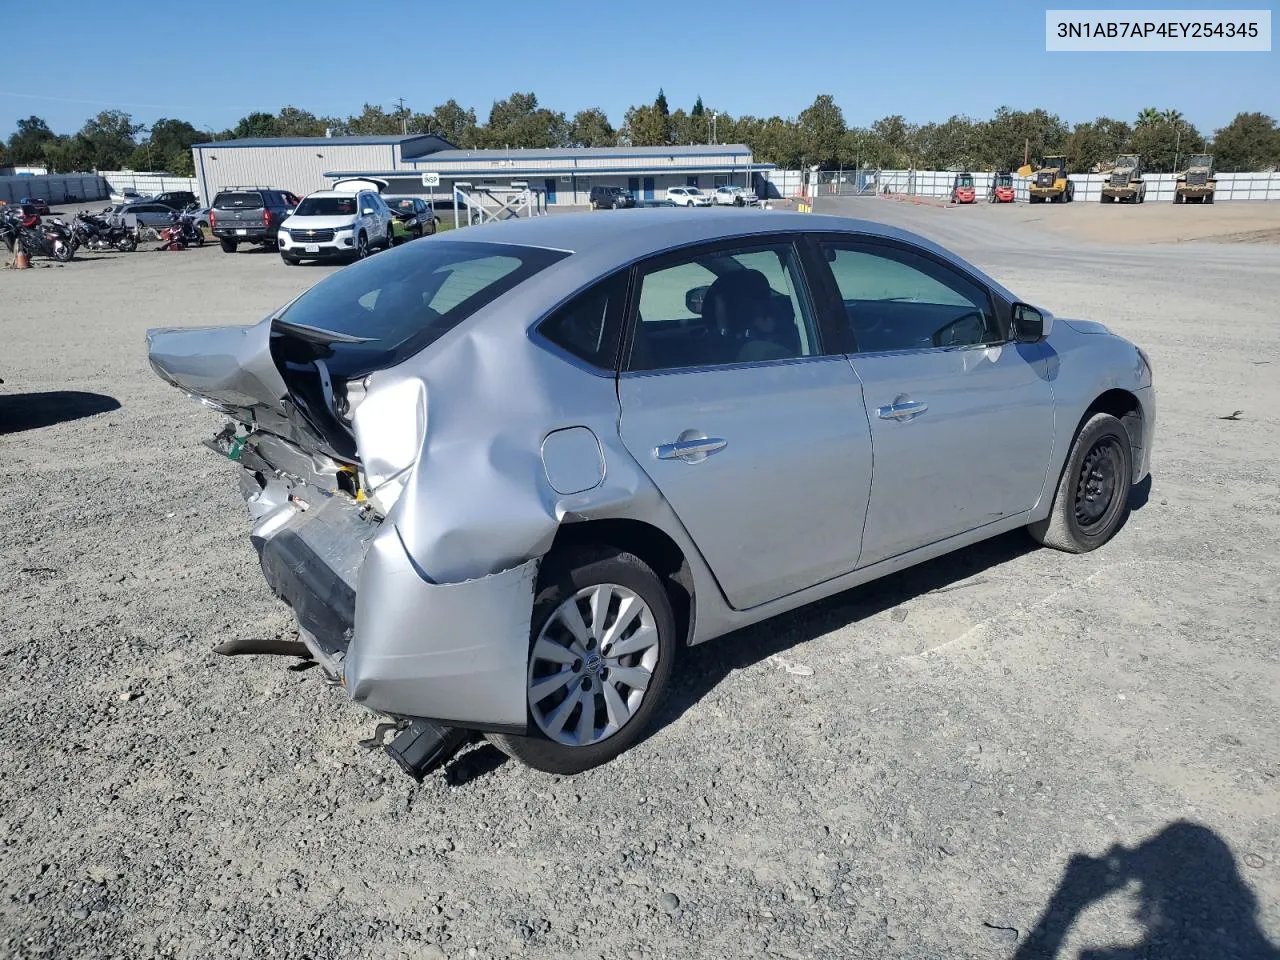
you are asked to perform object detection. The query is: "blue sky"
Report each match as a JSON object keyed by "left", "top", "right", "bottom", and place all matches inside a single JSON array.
[{"left": 2, "top": 0, "right": 1274, "bottom": 139}]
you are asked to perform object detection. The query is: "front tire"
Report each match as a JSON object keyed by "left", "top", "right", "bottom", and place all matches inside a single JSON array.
[
  {"left": 1028, "top": 412, "right": 1134, "bottom": 553},
  {"left": 489, "top": 546, "right": 676, "bottom": 775},
  {"left": 355, "top": 231, "right": 369, "bottom": 260}
]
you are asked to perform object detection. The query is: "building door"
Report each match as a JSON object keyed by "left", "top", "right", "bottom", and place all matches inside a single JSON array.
[
  {"left": 544, "top": 179, "right": 556, "bottom": 204},
  {"left": 643, "top": 177, "right": 655, "bottom": 201},
  {"left": 628, "top": 177, "right": 640, "bottom": 201},
  {"left": 686, "top": 176, "right": 699, "bottom": 187}
]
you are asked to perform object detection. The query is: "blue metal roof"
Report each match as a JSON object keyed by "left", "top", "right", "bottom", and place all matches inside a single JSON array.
[
  {"left": 417, "top": 144, "right": 753, "bottom": 162},
  {"left": 192, "top": 134, "right": 455, "bottom": 157},
  {"left": 324, "top": 162, "right": 776, "bottom": 179}
]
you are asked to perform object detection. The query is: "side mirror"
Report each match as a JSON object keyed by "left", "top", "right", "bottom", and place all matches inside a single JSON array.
[
  {"left": 285, "top": 208, "right": 295, "bottom": 216},
  {"left": 362, "top": 208, "right": 374, "bottom": 216},
  {"left": 685, "top": 285, "right": 710, "bottom": 316},
  {"left": 1012, "top": 303, "right": 1051, "bottom": 343}
]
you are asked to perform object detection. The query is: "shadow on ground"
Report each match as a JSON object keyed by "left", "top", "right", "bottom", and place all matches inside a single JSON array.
[
  {"left": 0, "top": 391, "right": 120, "bottom": 434},
  {"left": 1015, "top": 821, "right": 1279, "bottom": 959},
  {"left": 651, "top": 529, "right": 1038, "bottom": 736}
]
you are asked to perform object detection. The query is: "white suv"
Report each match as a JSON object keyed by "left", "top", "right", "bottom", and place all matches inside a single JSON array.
[
  {"left": 667, "top": 186, "right": 712, "bottom": 207},
  {"left": 713, "top": 185, "right": 759, "bottom": 206},
  {"left": 279, "top": 188, "right": 393, "bottom": 264}
]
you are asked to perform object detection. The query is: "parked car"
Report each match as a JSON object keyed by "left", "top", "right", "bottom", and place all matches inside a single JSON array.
[
  {"left": 667, "top": 186, "right": 712, "bottom": 207},
  {"left": 184, "top": 206, "right": 211, "bottom": 230},
  {"left": 146, "top": 210, "right": 1155, "bottom": 777},
  {"left": 19, "top": 196, "right": 50, "bottom": 215},
  {"left": 209, "top": 187, "right": 295, "bottom": 253},
  {"left": 589, "top": 185, "right": 635, "bottom": 210},
  {"left": 277, "top": 187, "right": 393, "bottom": 264},
  {"left": 116, "top": 200, "right": 188, "bottom": 228},
  {"left": 712, "top": 185, "right": 759, "bottom": 206},
  {"left": 152, "top": 191, "right": 200, "bottom": 211},
  {"left": 109, "top": 187, "right": 148, "bottom": 205},
  {"left": 384, "top": 196, "right": 437, "bottom": 242}
]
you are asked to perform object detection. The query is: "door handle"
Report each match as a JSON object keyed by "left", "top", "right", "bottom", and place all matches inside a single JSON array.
[
  {"left": 877, "top": 399, "right": 929, "bottom": 421},
  {"left": 655, "top": 437, "right": 727, "bottom": 462}
]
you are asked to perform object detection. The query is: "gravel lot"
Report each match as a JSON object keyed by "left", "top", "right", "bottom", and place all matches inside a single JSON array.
[{"left": 2, "top": 202, "right": 1278, "bottom": 960}]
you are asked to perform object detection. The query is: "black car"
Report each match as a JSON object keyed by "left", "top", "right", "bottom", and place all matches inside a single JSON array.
[
  {"left": 590, "top": 185, "right": 635, "bottom": 210},
  {"left": 209, "top": 187, "right": 295, "bottom": 253},
  {"left": 385, "top": 196, "right": 438, "bottom": 240},
  {"left": 153, "top": 191, "right": 199, "bottom": 211}
]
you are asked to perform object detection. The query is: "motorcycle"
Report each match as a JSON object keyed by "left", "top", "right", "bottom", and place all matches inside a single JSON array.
[
  {"left": 156, "top": 205, "right": 204, "bottom": 252},
  {"left": 1, "top": 209, "right": 73, "bottom": 262},
  {"left": 71, "top": 210, "right": 138, "bottom": 253}
]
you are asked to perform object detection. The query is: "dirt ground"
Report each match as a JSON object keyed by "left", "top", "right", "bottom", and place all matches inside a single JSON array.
[
  {"left": 917, "top": 195, "right": 1280, "bottom": 245},
  {"left": 1, "top": 202, "right": 1278, "bottom": 960}
]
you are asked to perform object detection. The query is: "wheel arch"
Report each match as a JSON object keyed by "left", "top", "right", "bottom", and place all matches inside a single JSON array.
[
  {"left": 1077, "top": 388, "right": 1145, "bottom": 483},
  {"left": 547, "top": 518, "right": 695, "bottom": 648}
]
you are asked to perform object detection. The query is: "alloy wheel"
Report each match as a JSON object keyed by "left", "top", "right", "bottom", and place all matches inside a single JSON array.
[{"left": 527, "top": 583, "right": 660, "bottom": 747}]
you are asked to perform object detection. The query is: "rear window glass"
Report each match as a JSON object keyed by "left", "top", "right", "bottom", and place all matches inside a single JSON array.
[
  {"left": 274, "top": 241, "right": 569, "bottom": 369},
  {"left": 213, "top": 192, "right": 263, "bottom": 209},
  {"left": 294, "top": 196, "right": 357, "bottom": 216}
]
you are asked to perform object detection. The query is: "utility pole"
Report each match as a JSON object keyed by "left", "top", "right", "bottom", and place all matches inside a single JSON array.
[{"left": 394, "top": 97, "right": 408, "bottom": 135}]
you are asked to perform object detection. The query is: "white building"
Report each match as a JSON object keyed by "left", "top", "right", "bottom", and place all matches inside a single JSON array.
[{"left": 191, "top": 135, "right": 774, "bottom": 207}]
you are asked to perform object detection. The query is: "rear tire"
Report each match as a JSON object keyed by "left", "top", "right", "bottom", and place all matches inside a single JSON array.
[
  {"left": 488, "top": 546, "right": 676, "bottom": 775},
  {"left": 1028, "top": 413, "right": 1134, "bottom": 554},
  {"left": 219, "top": 238, "right": 237, "bottom": 253}
]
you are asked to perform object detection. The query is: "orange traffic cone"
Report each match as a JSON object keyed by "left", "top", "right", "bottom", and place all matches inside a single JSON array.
[{"left": 13, "top": 249, "right": 30, "bottom": 269}]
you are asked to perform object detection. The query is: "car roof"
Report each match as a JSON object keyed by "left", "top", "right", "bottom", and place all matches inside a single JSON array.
[
  {"left": 445, "top": 207, "right": 1009, "bottom": 296},
  {"left": 301, "top": 190, "right": 362, "bottom": 198}
]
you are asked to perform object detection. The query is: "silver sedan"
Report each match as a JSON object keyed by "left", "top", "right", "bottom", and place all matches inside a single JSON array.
[{"left": 147, "top": 210, "right": 1155, "bottom": 776}]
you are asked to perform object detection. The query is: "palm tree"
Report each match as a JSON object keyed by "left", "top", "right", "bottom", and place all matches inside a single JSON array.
[
  {"left": 1136, "top": 107, "right": 1162, "bottom": 128},
  {"left": 1161, "top": 109, "right": 1183, "bottom": 125}
]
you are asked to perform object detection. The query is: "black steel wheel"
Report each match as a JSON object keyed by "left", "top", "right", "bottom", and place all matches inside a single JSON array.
[{"left": 1029, "top": 412, "right": 1135, "bottom": 553}]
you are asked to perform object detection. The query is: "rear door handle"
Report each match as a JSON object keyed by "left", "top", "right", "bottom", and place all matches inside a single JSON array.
[
  {"left": 877, "top": 399, "right": 929, "bottom": 421},
  {"left": 655, "top": 437, "right": 727, "bottom": 461}
]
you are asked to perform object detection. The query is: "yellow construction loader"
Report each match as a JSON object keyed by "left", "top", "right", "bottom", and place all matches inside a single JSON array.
[{"left": 1018, "top": 156, "right": 1074, "bottom": 203}]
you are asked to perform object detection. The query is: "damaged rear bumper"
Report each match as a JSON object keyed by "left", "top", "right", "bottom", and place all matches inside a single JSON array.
[{"left": 253, "top": 494, "right": 536, "bottom": 733}]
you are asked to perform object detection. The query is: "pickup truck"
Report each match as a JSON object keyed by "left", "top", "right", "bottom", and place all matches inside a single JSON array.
[{"left": 209, "top": 187, "right": 298, "bottom": 253}]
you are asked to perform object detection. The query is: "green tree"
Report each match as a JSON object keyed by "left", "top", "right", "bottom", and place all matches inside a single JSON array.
[
  {"left": 7, "top": 116, "right": 57, "bottom": 163},
  {"left": 655, "top": 89, "right": 669, "bottom": 118},
  {"left": 1131, "top": 119, "right": 1203, "bottom": 171},
  {"left": 797, "top": 94, "right": 846, "bottom": 168},
  {"left": 480, "top": 92, "right": 568, "bottom": 148},
  {"left": 346, "top": 103, "right": 402, "bottom": 136},
  {"left": 275, "top": 106, "right": 327, "bottom": 136},
  {"left": 691, "top": 96, "right": 704, "bottom": 118},
  {"left": 570, "top": 108, "right": 615, "bottom": 147},
  {"left": 231, "top": 112, "right": 279, "bottom": 138},
  {"left": 75, "top": 110, "right": 143, "bottom": 169},
  {"left": 622, "top": 103, "right": 671, "bottom": 146},
  {"left": 41, "top": 136, "right": 93, "bottom": 173},
  {"left": 981, "top": 106, "right": 1067, "bottom": 170},
  {"left": 1135, "top": 107, "right": 1162, "bottom": 128},
  {"left": 1211, "top": 112, "right": 1280, "bottom": 171},
  {"left": 1064, "top": 117, "right": 1132, "bottom": 172},
  {"left": 427, "top": 99, "right": 479, "bottom": 146},
  {"left": 751, "top": 116, "right": 802, "bottom": 168}
]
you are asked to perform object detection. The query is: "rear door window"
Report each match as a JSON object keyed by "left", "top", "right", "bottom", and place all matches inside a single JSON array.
[
  {"left": 214, "top": 192, "right": 263, "bottom": 209},
  {"left": 275, "top": 241, "right": 569, "bottom": 370}
]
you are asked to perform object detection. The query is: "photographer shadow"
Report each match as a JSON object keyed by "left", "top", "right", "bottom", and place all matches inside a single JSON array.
[{"left": 1015, "top": 820, "right": 1279, "bottom": 959}]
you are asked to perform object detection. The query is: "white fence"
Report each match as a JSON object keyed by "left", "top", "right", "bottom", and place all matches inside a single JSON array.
[
  {"left": 100, "top": 171, "right": 202, "bottom": 202},
  {"left": 824, "top": 168, "right": 1280, "bottom": 203},
  {"left": 0, "top": 173, "right": 110, "bottom": 205}
]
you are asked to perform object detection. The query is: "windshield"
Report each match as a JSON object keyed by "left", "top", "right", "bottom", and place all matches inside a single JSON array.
[
  {"left": 687, "top": 187, "right": 703, "bottom": 195},
  {"left": 389, "top": 199, "right": 417, "bottom": 212},
  {"left": 956, "top": 174, "right": 973, "bottom": 187},
  {"left": 1188, "top": 155, "right": 1211, "bottom": 167},
  {"left": 294, "top": 196, "right": 358, "bottom": 217},
  {"left": 1116, "top": 155, "right": 1139, "bottom": 168},
  {"left": 274, "top": 241, "right": 570, "bottom": 371}
]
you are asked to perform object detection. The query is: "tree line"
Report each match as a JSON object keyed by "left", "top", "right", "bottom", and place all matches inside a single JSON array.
[{"left": 4, "top": 92, "right": 1280, "bottom": 177}]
